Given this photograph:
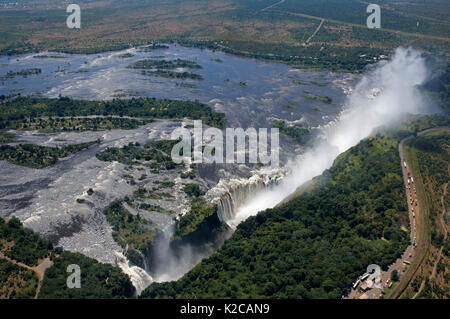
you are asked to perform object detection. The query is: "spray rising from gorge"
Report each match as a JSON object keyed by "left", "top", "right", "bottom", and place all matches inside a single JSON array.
[
  {"left": 138, "top": 47, "right": 435, "bottom": 291},
  {"left": 221, "top": 47, "right": 434, "bottom": 228}
]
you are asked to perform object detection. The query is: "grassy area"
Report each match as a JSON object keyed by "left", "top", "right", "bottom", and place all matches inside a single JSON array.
[
  {"left": 0, "top": 68, "right": 41, "bottom": 81},
  {"left": 294, "top": 80, "right": 328, "bottom": 87},
  {"left": 139, "top": 203, "right": 175, "bottom": 215},
  {"left": 0, "top": 1, "right": 448, "bottom": 72}
]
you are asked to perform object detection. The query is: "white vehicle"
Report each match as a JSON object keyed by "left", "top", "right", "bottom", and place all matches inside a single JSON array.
[{"left": 360, "top": 273, "right": 370, "bottom": 281}]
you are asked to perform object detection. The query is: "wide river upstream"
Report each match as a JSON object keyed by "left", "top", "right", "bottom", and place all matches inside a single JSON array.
[
  {"left": 0, "top": 44, "right": 361, "bottom": 292},
  {"left": 0, "top": 44, "right": 355, "bottom": 128}
]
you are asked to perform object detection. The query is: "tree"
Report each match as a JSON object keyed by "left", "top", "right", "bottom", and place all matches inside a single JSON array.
[
  {"left": 391, "top": 270, "right": 399, "bottom": 282},
  {"left": 183, "top": 183, "right": 203, "bottom": 197},
  {"left": 8, "top": 217, "right": 21, "bottom": 229}
]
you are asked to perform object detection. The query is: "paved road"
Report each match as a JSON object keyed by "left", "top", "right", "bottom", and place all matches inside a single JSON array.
[
  {"left": 389, "top": 127, "right": 449, "bottom": 298},
  {"left": 346, "top": 128, "right": 449, "bottom": 299},
  {"left": 384, "top": 136, "right": 420, "bottom": 290}
]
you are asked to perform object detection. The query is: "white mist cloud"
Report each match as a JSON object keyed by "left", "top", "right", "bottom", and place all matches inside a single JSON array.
[
  {"left": 150, "top": 225, "right": 208, "bottom": 283},
  {"left": 148, "top": 47, "right": 436, "bottom": 285},
  {"left": 227, "top": 47, "right": 435, "bottom": 227}
]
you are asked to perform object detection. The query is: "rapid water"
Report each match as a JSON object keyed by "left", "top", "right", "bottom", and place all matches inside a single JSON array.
[
  {"left": 115, "top": 252, "right": 153, "bottom": 295},
  {"left": 216, "top": 47, "right": 437, "bottom": 229},
  {"left": 0, "top": 44, "right": 353, "bottom": 128},
  {"left": 144, "top": 48, "right": 435, "bottom": 290},
  {"left": 2, "top": 45, "right": 435, "bottom": 294}
]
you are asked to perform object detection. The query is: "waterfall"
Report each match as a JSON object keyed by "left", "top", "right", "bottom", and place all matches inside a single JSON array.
[
  {"left": 149, "top": 225, "right": 213, "bottom": 283},
  {"left": 208, "top": 169, "right": 287, "bottom": 225},
  {"left": 140, "top": 47, "right": 434, "bottom": 287},
  {"left": 217, "top": 179, "right": 273, "bottom": 222},
  {"left": 217, "top": 47, "right": 433, "bottom": 230},
  {"left": 211, "top": 47, "right": 433, "bottom": 230},
  {"left": 114, "top": 252, "right": 153, "bottom": 295}
]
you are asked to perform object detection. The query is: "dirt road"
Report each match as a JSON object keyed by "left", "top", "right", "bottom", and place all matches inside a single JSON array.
[
  {"left": 0, "top": 252, "right": 53, "bottom": 299},
  {"left": 306, "top": 19, "right": 325, "bottom": 44},
  {"left": 261, "top": 0, "right": 285, "bottom": 12}
]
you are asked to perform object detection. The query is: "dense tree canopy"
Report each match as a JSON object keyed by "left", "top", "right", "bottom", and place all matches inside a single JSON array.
[
  {"left": 142, "top": 134, "right": 409, "bottom": 299},
  {"left": 0, "top": 96, "right": 226, "bottom": 128},
  {"left": 39, "top": 251, "right": 135, "bottom": 299}
]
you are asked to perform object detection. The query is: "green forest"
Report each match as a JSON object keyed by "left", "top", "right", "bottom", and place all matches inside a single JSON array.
[
  {"left": 0, "top": 116, "right": 447, "bottom": 299},
  {"left": 103, "top": 199, "right": 156, "bottom": 269},
  {"left": 0, "top": 68, "right": 42, "bottom": 81},
  {"left": 0, "top": 217, "right": 53, "bottom": 267},
  {"left": 128, "top": 58, "right": 202, "bottom": 70},
  {"left": 141, "top": 133, "right": 410, "bottom": 298},
  {"left": 39, "top": 250, "right": 135, "bottom": 299},
  {"left": 272, "top": 120, "right": 312, "bottom": 145},
  {"left": 129, "top": 58, "right": 204, "bottom": 80},
  {"left": 0, "top": 259, "right": 38, "bottom": 299},
  {"left": 2, "top": 117, "right": 153, "bottom": 132},
  {"left": 0, "top": 140, "right": 99, "bottom": 168},
  {"left": 141, "top": 70, "right": 203, "bottom": 80},
  {"left": 0, "top": 96, "right": 226, "bottom": 129},
  {"left": 0, "top": 217, "right": 135, "bottom": 299},
  {"left": 96, "top": 140, "right": 181, "bottom": 172}
]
